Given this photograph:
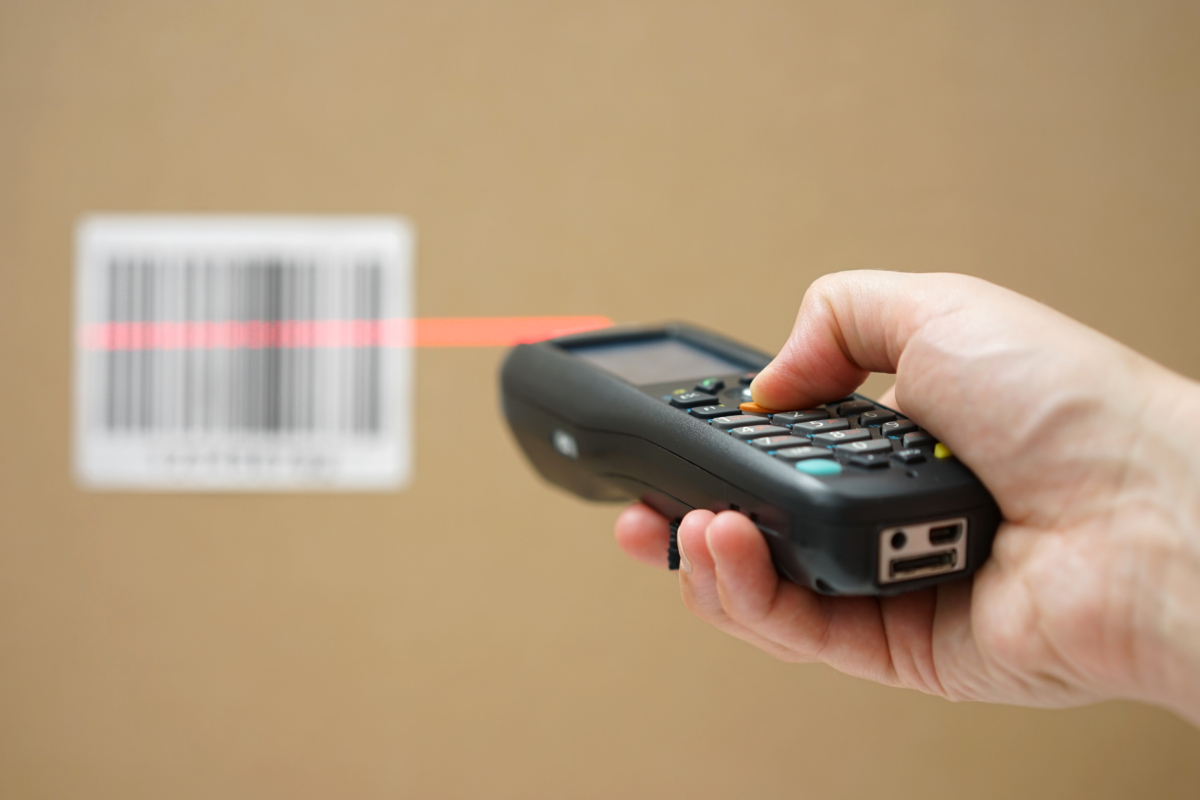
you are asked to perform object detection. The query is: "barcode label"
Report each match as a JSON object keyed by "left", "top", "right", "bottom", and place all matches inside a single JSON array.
[{"left": 74, "top": 216, "right": 414, "bottom": 490}]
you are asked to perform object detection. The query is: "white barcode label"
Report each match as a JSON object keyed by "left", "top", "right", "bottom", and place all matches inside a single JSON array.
[{"left": 73, "top": 215, "right": 414, "bottom": 491}]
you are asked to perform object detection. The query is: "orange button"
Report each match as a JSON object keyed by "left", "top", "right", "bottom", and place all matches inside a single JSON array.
[{"left": 739, "top": 402, "right": 776, "bottom": 415}]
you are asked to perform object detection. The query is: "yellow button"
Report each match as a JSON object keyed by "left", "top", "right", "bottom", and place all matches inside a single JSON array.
[
  {"left": 934, "top": 443, "right": 953, "bottom": 459},
  {"left": 739, "top": 402, "right": 776, "bottom": 415}
]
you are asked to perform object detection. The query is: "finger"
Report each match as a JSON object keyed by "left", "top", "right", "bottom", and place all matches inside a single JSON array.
[
  {"left": 614, "top": 504, "right": 673, "bottom": 568},
  {"left": 677, "top": 510, "right": 801, "bottom": 660},
  {"left": 704, "top": 511, "right": 840, "bottom": 664},
  {"left": 704, "top": 511, "right": 791, "bottom": 631},
  {"left": 877, "top": 588, "right": 943, "bottom": 693},
  {"left": 705, "top": 510, "right": 932, "bottom": 686},
  {"left": 677, "top": 510, "right": 728, "bottom": 621},
  {"left": 750, "top": 271, "right": 980, "bottom": 412}
]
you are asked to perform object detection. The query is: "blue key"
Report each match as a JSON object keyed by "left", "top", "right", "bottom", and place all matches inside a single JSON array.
[{"left": 797, "top": 460, "right": 843, "bottom": 476}]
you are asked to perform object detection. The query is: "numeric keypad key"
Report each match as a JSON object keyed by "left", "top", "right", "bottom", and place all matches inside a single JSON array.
[
  {"left": 793, "top": 418, "right": 850, "bottom": 436},
  {"left": 772, "top": 409, "right": 830, "bottom": 426},
  {"left": 811, "top": 429, "right": 872, "bottom": 447},
  {"left": 729, "top": 425, "right": 790, "bottom": 441}
]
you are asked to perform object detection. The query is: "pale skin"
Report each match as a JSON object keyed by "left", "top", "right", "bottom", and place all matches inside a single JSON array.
[{"left": 614, "top": 271, "right": 1200, "bottom": 726}]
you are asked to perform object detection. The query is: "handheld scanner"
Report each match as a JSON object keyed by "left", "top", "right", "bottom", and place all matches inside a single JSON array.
[{"left": 500, "top": 322, "right": 1000, "bottom": 596}]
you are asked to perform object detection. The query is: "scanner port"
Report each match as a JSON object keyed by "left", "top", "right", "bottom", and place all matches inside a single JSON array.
[
  {"left": 890, "top": 551, "right": 956, "bottom": 578},
  {"left": 878, "top": 517, "right": 968, "bottom": 585},
  {"left": 929, "top": 523, "right": 963, "bottom": 546}
]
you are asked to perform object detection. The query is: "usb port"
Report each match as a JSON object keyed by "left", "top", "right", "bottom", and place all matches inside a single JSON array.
[
  {"left": 890, "top": 551, "right": 956, "bottom": 578},
  {"left": 928, "top": 523, "right": 963, "bottom": 546}
]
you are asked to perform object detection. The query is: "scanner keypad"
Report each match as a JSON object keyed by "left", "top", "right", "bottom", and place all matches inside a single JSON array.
[
  {"left": 711, "top": 414, "right": 772, "bottom": 431},
  {"left": 670, "top": 391, "right": 719, "bottom": 409},
  {"left": 857, "top": 409, "right": 897, "bottom": 426},
  {"left": 690, "top": 404, "right": 743, "bottom": 420},
  {"left": 748, "top": 435, "right": 809, "bottom": 450},
  {"left": 774, "top": 446, "right": 834, "bottom": 462},
  {"left": 881, "top": 419, "right": 918, "bottom": 437},
  {"left": 903, "top": 431, "right": 937, "bottom": 449},
  {"left": 771, "top": 409, "right": 829, "bottom": 426},
  {"left": 793, "top": 418, "right": 850, "bottom": 436},
  {"left": 729, "top": 424, "right": 790, "bottom": 441},
  {"left": 663, "top": 380, "right": 944, "bottom": 475},
  {"left": 836, "top": 438, "right": 894, "bottom": 456},
  {"left": 812, "top": 429, "right": 872, "bottom": 447},
  {"left": 838, "top": 400, "right": 877, "bottom": 416}
]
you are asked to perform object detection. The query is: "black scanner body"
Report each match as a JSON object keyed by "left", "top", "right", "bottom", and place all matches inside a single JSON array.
[{"left": 500, "top": 322, "right": 1000, "bottom": 596}]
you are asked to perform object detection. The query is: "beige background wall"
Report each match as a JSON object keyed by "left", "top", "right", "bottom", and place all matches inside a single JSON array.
[{"left": 3, "top": 1, "right": 1200, "bottom": 798}]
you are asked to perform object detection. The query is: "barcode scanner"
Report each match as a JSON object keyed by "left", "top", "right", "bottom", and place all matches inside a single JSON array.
[{"left": 500, "top": 322, "right": 1000, "bottom": 596}]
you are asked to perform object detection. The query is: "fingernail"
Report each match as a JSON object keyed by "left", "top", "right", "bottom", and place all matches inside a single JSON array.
[{"left": 677, "top": 528, "right": 692, "bottom": 575}]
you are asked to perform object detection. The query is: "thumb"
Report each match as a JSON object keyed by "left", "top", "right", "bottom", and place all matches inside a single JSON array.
[{"left": 750, "top": 271, "right": 977, "bottom": 410}]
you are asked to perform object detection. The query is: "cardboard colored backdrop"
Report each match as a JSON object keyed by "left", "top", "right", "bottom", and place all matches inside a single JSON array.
[{"left": 2, "top": 1, "right": 1199, "bottom": 797}]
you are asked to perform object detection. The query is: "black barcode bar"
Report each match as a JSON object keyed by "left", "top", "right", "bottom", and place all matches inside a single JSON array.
[{"left": 99, "top": 257, "right": 386, "bottom": 437}]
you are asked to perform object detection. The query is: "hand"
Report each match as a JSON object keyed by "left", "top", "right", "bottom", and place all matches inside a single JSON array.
[{"left": 615, "top": 271, "right": 1200, "bottom": 725}]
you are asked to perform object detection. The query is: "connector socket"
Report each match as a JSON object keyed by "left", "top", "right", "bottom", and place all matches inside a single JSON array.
[{"left": 878, "top": 517, "right": 968, "bottom": 585}]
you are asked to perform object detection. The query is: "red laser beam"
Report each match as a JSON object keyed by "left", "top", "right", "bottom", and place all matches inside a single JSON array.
[{"left": 78, "top": 316, "right": 612, "bottom": 351}]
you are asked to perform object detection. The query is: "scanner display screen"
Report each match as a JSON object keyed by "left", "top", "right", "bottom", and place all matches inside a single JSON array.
[{"left": 565, "top": 337, "right": 748, "bottom": 385}]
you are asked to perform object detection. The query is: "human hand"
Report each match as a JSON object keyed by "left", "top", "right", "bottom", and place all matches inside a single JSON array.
[{"left": 615, "top": 271, "right": 1200, "bottom": 724}]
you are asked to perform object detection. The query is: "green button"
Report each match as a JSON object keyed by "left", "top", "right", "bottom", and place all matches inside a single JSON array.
[{"left": 796, "top": 459, "right": 843, "bottom": 476}]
